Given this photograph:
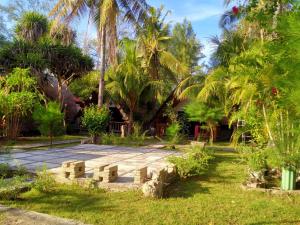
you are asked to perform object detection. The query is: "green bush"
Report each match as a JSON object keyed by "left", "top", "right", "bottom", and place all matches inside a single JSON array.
[
  {"left": 101, "top": 133, "right": 120, "bottom": 145},
  {"left": 34, "top": 166, "right": 56, "bottom": 193},
  {"left": 33, "top": 102, "right": 64, "bottom": 144},
  {"left": 82, "top": 106, "right": 110, "bottom": 141},
  {"left": 101, "top": 131, "right": 147, "bottom": 146},
  {"left": 0, "top": 175, "right": 31, "bottom": 200},
  {"left": 166, "top": 122, "right": 182, "bottom": 144},
  {"left": 237, "top": 145, "right": 268, "bottom": 172},
  {"left": 168, "top": 145, "right": 214, "bottom": 179},
  {"left": 0, "top": 163, "right": 10, "bottom": 178}
]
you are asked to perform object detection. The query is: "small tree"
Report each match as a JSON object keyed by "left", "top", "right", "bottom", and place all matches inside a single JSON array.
[
  {"left": 0, "top": 68, "right": 37, "bottom": 140},
  {"left": 185, "top": 101, "right": 224, "bottom": 145},
  {"left": 33, "top": 102, "right": 64, "bottom": 145},
  {"left": 82, "top": 106, "right": 110, "bottom": 144}
]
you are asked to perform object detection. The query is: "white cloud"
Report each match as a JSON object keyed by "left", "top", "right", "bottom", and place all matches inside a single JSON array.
[{"left": 168, "top": 5, "right": 222, "bottom": 23}]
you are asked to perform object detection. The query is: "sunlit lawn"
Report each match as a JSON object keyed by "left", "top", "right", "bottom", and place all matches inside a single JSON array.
[{"left": 1, "top": 151, "right": 300, "bottom": 225}]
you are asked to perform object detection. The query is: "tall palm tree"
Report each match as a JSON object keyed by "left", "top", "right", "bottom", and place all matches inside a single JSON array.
[
  {"left": 137, "top": 6, "right": 187, "bottom": 80},
  {"left": 50, "top": 0, "right": 148, "bottom": 108},
  {"left": 105, "top": 39, "right": 160, "bottom": 133},
  {"left": 15, "top": 11, "right": 48, "bottom": 42}
]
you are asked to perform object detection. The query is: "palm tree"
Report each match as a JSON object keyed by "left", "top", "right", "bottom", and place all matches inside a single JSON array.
[
  {"left": 50, "top": 0, "right": 148, "bottom": 108},
  {"left": 137, "top": 6, "right": 188, "bottom": 80},
  {"left": 105, "top": 39, "right": 160, "bottom": 133},
  {"left": 15, "top": 11, "right": 48, "bottom": 42}
]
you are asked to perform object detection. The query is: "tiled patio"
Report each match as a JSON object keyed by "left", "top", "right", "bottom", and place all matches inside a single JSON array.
[{"left": 0, "top": 144, "right": 180, "bottom": 184}]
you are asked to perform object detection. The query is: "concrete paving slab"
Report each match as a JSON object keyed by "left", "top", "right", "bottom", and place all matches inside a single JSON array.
[
  {"left": 25, "top": 162, "right": 60, "bottom": 172},
  {"left": 0, "top": 144, "right": 182, "bottom": 188}
]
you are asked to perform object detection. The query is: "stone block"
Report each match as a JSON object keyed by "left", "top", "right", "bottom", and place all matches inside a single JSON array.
[
  {"left": 93, "top": 165, "right": 118, "bottom": 183},
  {"left": 93, "top": 164, "right": 109, "bottom": 181},
  {"left": 61, "top": 160, "right": 85, "bottom": 179},
  {"left": 134, "top": 167, "right": 148, "bottom": 184}
]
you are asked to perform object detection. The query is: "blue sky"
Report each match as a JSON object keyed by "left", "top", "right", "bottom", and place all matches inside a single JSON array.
[{"left": 148, "top": 0, "right": 226, "bottom": 62}]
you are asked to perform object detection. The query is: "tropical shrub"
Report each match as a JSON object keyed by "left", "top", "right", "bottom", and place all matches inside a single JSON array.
[
  {"left": 0, "top": 163, "right": 10, "bottom": 178},
  {"left": 15, "top": 11, "right": 48, "bottom": 42},
  {"left": 237, "top": 145, "right": 268, "bottom": 172},
  {"left": 69, "top": 71, "right": 98, "bottom": 100},
  {"left": 266, "top": 110, "right": 300, "bottom": 171},
  {"left": 185, "top": 101, "right": 224, "bottom": 145},
  {"left": 166, "top": 122, "right": 182, "bottom": 145},
  {"left": 82, "top": 106, "right": 110, "bottom": 143},
  {"left": 34, "top": 166, "right": 56, "bottom": 193},
  {"left": 33, "top": 102, "right": 64, "bottom": 145},
  {"left": 0, "top": 175, "right": 31, "bottom": 200},
  {"left": 168, "top": 145, "right": 214, "bottom": 179},
  {"left": 0, "top": 68, "right": 37, "bottom": 139}
]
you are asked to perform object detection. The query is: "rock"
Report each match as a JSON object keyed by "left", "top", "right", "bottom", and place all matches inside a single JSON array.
[
  {"left": 142, "top": 167, "right": 178, "bottom": 198},
  {"left": 142, "top": 178, "right": 163, "bottom": 198}
]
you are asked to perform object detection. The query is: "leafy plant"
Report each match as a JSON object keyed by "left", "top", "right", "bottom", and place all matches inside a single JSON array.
[
  {"left": 166, "top": 122, "right": 183, "bottom": 145},
  {"left": 82, "top": 106, "right": 110, "bottom": 143},
  {"left": 34, "top": 166, "right": 56, "bottom": 193},
  {"left": 0, "top": 163, "right": 10, "bottom": 178},
  {"left": 237, "top": 145, "right": 268, "bottom": 172},
  {"left": 0, "top": 68, "right": 38, "bottom": 140},
  {"left": 69, "top": 71, "right": 98, "bottom": 100},
  {"left": 0, "top": 175, "right": 31, "bottom": 200},
  {"left": 168, "top": 145, "right": 214, "bottom": 179},
  {"left": 185, "top": 101, "right": 224, "bottom": 145},
  {"left": 33, "top": 101, "right": 64, "bottom": 145},
  {"left": 267, "top": 110, "right": 300, "bottom": 171}
]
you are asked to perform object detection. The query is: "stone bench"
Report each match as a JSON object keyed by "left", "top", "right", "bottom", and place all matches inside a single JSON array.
[
  {"left": 134, "top": 167, "right": 148, "bottom": 184},
  {"left": 93, "top": 164, "right": 118, "bottom": 183},
  {"left": 61, "top": 160, "right": 85, "bottom": 180}
]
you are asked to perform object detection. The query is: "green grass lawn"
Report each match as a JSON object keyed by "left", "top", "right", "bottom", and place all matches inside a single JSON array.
[{"left": 1, "top": 151, "right": 300, "bottom": 225}]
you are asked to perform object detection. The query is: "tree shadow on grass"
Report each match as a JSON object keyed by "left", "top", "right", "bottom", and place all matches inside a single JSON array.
[
  {"left": 4, "top": 186, "right": 115, "bottom": 224},
  {"left": 165, "top": 152, "right": 243, "bottom": 198},
  {"left": 164, "top": 177, "right": 210, "bottom": 198}
]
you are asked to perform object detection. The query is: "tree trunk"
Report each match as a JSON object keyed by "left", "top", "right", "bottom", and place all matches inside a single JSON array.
[
  {"left": 98, "top": 25, "right": 107, "bottom": 108},
  {"left": 208, "top": 123, "right": 214, "bottom": 146},
  {"left": 128, "top": 109, "right": 134, "bottom": 135},
  {"left": 57, "top": 79, "right": 63, "bottom": 111}
]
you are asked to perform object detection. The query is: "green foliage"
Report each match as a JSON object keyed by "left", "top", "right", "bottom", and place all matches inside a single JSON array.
[
  {"left": 0, "top": 163, "right": 10, "bottom": 179},
  {"left": 185, "top": 101, "right": 224, "bottom": 123},
  {"left": 101, "top": 124, "right": 148, "bottom": 146},
  {"left": 185, "top": 101, "right": 224, "bottom": 144},
  {"left": 267, "top": 110, "right": 300, "bottom": 170},
  {"left": 33, "top": 102, "right": 64, "bottom": 139},
  {"left": 131, "top": 123, "right": 147, "bottom": 145},
  {"left": 69, "top": 71, "right": 98, "bottom": 100},
  {"left": 166, "top": 122, "right": 182, "bottom": 144},
  {"left": 237, "top": 145, "right": 268, "bottom": 172},
  {"left": 0, "top": 68, "right": 38, "bottom": 139},
  {"left": 82, "top": 106, "right": 110, "bottom": 136},
  {"left": 0, "top": 175, "right": 31, "bottom": 200},
  {"left": 168, "top": 145, "right": 214, "bottom": 179},
  {"left": 34, "top": 166, "right": 56, "bottom": 193},
  {"left": 15, "top": 11, "right": 48, "bottom": 42},
  {"left": 170, "top": 19, "right": 203, "bottom": 74}
]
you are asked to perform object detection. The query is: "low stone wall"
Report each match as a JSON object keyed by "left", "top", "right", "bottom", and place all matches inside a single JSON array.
[{"left": 53, "top": 160, "right": 178, "bottom": 195}]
